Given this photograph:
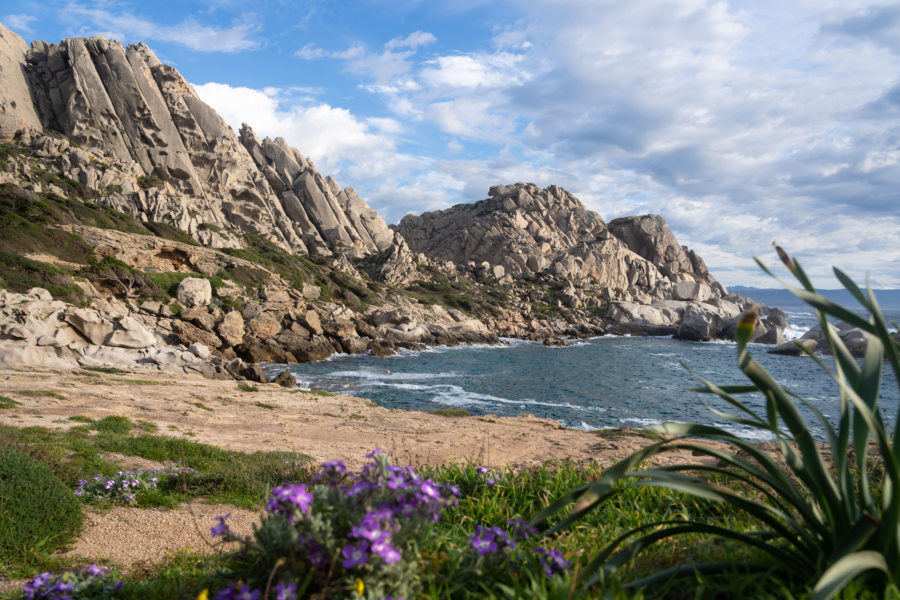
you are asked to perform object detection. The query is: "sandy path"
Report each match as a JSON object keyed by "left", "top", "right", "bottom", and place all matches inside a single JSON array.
[{"left": 0, "top": 366, "right": 723, "bottom": 586}]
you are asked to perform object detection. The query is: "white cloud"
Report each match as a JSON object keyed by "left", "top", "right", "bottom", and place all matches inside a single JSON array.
[
  {"left": 295, "top": 43, "right": 364, "bottom": 60},
  {"left": 193, "top": 81, "right": 409, "bottom": 183},
  {"left": 3, "top": 13, "right": 37, "bottom": 34},
  {"left": 385, "top": 31, "right": 436, "bottom": 51},
  {"left": 420, "top": 53, "right": 529, "bottom": 89},
  {"left": 66, "top": 3, "right": 258, "bottom": 52}
]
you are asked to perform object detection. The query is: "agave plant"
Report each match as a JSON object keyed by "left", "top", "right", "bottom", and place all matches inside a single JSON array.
[{"left": 535, "top": 247, "right": 900, "bottom": 599}]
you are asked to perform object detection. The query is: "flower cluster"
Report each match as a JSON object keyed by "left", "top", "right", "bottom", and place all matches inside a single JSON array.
[
  {"left": 534, "top": 547, "right": 572, "bottom": 577},
  {"left": 211, "top": 581, "right": 297, "bottom": 600},
  {"left": 22, "top": 565, "right": 122, "bottom": 600},
  {"left": 212, "top": 451, "right": 570, "bottom": 598},
  {"left": 213, "top": 450, "right": 460, "bottom": 599},
  {"left": 75, "top": 463, "right": 196, "bottom": 505}
]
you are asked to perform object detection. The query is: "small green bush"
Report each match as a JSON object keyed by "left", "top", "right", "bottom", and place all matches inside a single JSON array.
[
  {"left": 91, "top": 415, "right": 133, "bottom": 434},
  {"left": 0, "top": 449, "right": 82, "bottom": 564}
]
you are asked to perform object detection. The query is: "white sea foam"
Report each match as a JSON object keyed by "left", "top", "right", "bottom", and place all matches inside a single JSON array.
[{"left": 620, "top": 417, "right": 664, "bottom": 427}]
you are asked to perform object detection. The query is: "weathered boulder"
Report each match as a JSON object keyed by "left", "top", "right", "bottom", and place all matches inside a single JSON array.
[
  {"left": 105, "top": 316, "right": 157, "bottom": 348},
  {"left": 245, "top": 314, "right": 282, "bottom": 339},
  {"left": 768, "top": 339, "right": 817, "bottom": 356},
  {"left": 65, "top": 308, "right": 115, "bottom": 345},
  {"left": 234, "top": 339, "right": 295, "bottom": 364},
  {"left": 180, "top": 307, "right": 217, "bottom": 332},
  {"left": 216, "top": 311, "right": 245, "bottom": 347},
  {"left": 302, "top": 309, "right": 324, "bottom": 336},
  {"left": 290, "top": 337, "right": 336, "bottom": 363},
  {"left": 0, "top": 340, "right": 77, "bottom": 368},
  {"left": 176, "top": 278, "right": 212, "bottom": 308},
  {"left": 171, "top": 320, "right": 222, "bottom": 350},
  {"left": 271, "top": 369, "right": 297, "bottom": 388}
]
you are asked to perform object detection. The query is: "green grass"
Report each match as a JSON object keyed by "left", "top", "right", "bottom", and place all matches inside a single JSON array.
[
  {"left": 192, "top": 402, "right": 213, "bottom": 411},
  {"left": 237, "top": 383, "right": 258, "bottom": 393},
  {"left": 81, "top": 366, "right": 125, "bottom": 374},
  {"left": 303, "top": 388, "right": 335, "bottom": 397},
  {"left": 0, "top": 396, "right": 21, "bottom": 409},
  {"left": 67, "top": 415, "right": 94, "bottom": 423},
  {"left": 253, "top": 401, "right": 276, "bottom": 410},
  {"left": 19, "top": 390, "right": 66, "bottom": 399},
  {"left": 0, "top": 449, "right": 83, "bottom": 577},
  {"left": 91, "top": 415, "right": 133, "bottom": 434}
]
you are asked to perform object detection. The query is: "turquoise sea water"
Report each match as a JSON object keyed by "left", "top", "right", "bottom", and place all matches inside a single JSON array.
[{"left": 274, "top": 291, "right": 900, "bottom": 441}]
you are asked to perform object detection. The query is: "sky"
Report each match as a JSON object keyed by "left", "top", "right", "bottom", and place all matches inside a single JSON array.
[{"left": 3, "top": 0, "right": 900, "bottom": 288}]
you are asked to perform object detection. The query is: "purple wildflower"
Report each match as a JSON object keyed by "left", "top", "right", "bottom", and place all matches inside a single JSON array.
[
  {"left": 211, "top": 513, "right": 231, "bottom": 538},
  {"left": 474, "top": 465, "right": 489, "bottom": 475},
  {"left": 342, "top": 540, "right": 370, "bottom": 568},
  {"left": 534, "top": 547, "right": 572, "bottom": 577},
  {"left": 74, "top": 488, "right": 83, "bottom": 497},
  {"left": 371, "top": 537, "right": 402, "bottom": 564},
  {"left": 104, "top": 480, "right": 115, "bottom": 490},
  {"left": 77, "top": 479, "right": 87, "bottom": 487},
  {"left": 81, "top": 565, "right": 105, "bottom": 577},
  {"left": 507, "top": 518, "right": 538, "bottom": 542},
  {"left": 274, "top": 581, "right": 298, "bottom": 600},
  {"left": 419, "top": 479, "right": 440, "bottom": 500},
  {"left": 468, "top": 526, "right": 499, "bottom": 556}
]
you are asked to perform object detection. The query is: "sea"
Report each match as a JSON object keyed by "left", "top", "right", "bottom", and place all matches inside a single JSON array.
[{"left": 272, "top": 289, "right": 900, "bottom": 441}]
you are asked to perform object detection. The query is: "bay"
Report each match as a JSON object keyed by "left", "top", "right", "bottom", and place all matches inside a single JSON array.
[{"left": 276, "top": 333, "right": 899, "bottom": 442}]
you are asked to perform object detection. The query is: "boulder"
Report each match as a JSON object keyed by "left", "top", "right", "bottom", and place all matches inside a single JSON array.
[
  {"left": 176, "top": 278, "right": 212, "bottom": 308},
  {"left": 172, "top": 320, "right": 222, "bottom": 350},
  {"left": 674, "top": 304, "right": 720, "bottom": 342},
  {"left": 246, "top": 314, "right": 282, "bottom": 339},
  {"left": 767, "top": 339, "right": 817, "bottom": 356},
  {"left": 339, "top": 336, "right": 369, "bottom": 354},
  {"left": 369, "top": 340, "right": 396, "bottom": 357},
  {"left": 234, "top": 339, "right": 296, "bottom": 364},
  {"left": 216, "top": 311, "right": 246, "bottom": 347},
  {"left": 188, "top": 342, "right": 210, "bottom": 360},
  {"left": 239, "top": 364, "right": 269, "bottom": 383},
  {"left": 290, "top": 337, "right": 336, "bottom": 362},
  {"left": 180, "top": 307, "right": 217, "bottom": 332},
  {"left": 271, "top": 369, "right": 297, "bottom": 388},
  {"left": 105, "top": 316, "right": 157, "bottom": 348},
  {"left": 302, "top": 309, "right": 324, "bottom": 336},
  {"left": 65, "top": 308, "right": 114, "bottom": 345}
]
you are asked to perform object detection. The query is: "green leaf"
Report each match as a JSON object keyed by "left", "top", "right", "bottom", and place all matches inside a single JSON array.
[{"left": 812, "top": 551, "right": 888, "bottom": 600}]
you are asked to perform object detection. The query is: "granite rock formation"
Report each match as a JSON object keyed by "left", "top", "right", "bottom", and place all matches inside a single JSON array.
[{"left": 0, "top": 23, "right": 402, "bottom": 264}]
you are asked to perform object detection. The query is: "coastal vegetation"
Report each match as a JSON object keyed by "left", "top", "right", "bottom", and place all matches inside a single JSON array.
[{"left": 539, "top": 248, "right": 900, "bottom": 599}]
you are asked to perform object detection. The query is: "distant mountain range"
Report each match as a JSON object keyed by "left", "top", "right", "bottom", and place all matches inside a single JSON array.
[{"left": 729, "top": 286, "right": 900, "bottom": 311}]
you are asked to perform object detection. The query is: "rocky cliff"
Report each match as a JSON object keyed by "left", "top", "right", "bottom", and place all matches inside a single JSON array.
[
  {"left": 395, "top": 183, "right": 723, "bottom": 304},
  {"left": 0, "top": 24, "right": 400, "bottom": 261}
]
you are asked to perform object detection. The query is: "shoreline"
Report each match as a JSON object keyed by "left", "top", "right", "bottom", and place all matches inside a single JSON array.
[{"left": 0, "top": 366, "right": 726, "bottom": 470}]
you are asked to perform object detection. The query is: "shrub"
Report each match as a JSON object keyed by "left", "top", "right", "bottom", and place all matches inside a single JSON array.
[
  {"left": 537, "top": 247, "right": 900, "bottom": 599},
  {"left": 210, "top": 451, "right": 570, "bottom": 599},
  {"left": 75, "top": 463, "right": 197, "bottom": 505},
  {"left": 22, "top": 564, "right": 122, "bottom": 599},
  {"left": 0, "top": 449, "right": 82, "bottom": 562}
]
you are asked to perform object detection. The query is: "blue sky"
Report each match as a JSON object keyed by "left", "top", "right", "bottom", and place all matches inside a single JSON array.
[{"left": 3, "top": 0, "right": 900, "bottom": 288}]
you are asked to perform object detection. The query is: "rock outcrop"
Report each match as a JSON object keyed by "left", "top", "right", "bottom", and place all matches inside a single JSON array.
[
  {"left": 0, "top": 23, "right": 403, "bottom": 264},
  {"left": 394, "top": 183, "right": 714, "bottom": 302}
]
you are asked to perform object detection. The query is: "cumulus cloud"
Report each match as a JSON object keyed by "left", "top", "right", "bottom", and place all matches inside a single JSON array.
[
  {"left": 66, "top": 3, "right": 258, "bottom": 52},
  {"left": 193, "top": 82, "right": 399, "bottom": 177}
]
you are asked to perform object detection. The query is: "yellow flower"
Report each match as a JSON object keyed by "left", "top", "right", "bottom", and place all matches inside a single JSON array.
[
  {"left": 196, "top": 590, "right": 209, "bottom": 600},
  {"left": 355, "top": 577, "right": 365, "bottom": 596}
]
